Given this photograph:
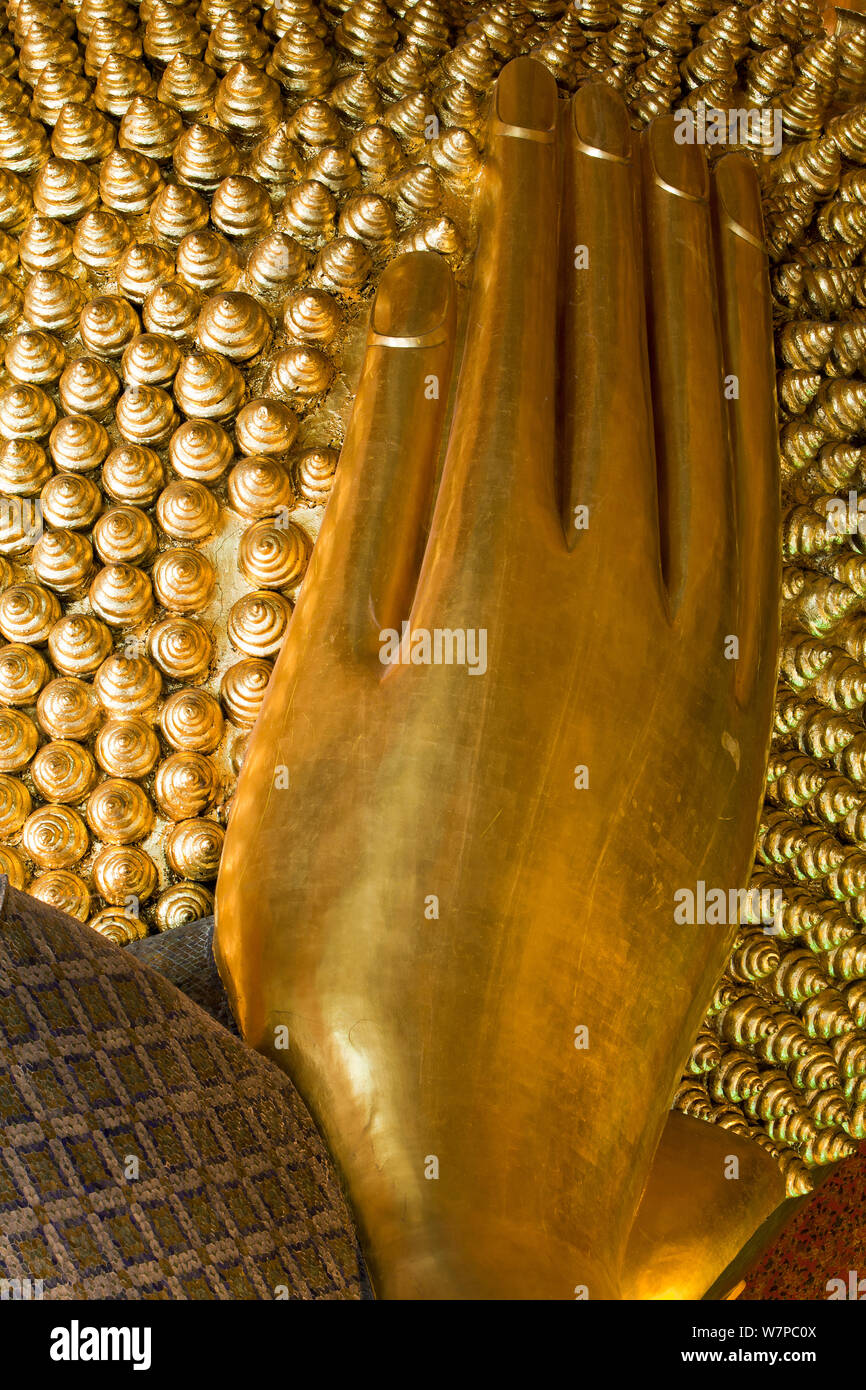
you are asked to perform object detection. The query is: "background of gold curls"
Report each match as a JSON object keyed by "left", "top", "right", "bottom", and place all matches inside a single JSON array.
[{"left": 0, "top": 0, "right": 865, "bottom": 1199}]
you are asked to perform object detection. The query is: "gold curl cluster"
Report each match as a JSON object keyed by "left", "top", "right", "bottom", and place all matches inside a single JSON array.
[
  {"left": 680, "top": 36, "right": 866, "bottom": 1191},
  {"left": 1, "top": 0, "right": 866, "bottom": 1200}
]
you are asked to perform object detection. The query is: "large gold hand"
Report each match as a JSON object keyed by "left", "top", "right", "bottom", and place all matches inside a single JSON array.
[{"left": 215, "top": 57, "right": 781, "bottom": 1300}]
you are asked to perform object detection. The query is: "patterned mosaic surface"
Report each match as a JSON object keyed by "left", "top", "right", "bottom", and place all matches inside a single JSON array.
[
  {"left": 0, "top": 880, "right": 364, "bottom": 1297},
  {"left": 124, "top": 910, "right": 238, "bottom": 1029},
  {"left": 739, "top": 1140, "right": 866, "bottom": 1298}
]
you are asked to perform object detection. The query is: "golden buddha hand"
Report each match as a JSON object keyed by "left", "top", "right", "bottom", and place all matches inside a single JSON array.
[{"left": 215, "top": 57, "right": 781, "bottom": 1299}]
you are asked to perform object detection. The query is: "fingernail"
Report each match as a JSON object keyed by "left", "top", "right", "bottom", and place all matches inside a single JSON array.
[
  {"left": 494, "top": 57, "right": 557, "bottom": 135},
  {"left": 371, "top": 251, "right": 453, "bottom": 342},
  {"left": 647, "top": 115, "right": 708, "bottom": 200},
  {"left": 572, "top": 82, "right": 631, "bottom": 160},
  {"left": 715, "top": 153, "right": 764, "bottom": 244}
]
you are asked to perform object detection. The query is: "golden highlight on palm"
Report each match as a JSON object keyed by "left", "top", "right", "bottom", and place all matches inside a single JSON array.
[{"left": 215, "top": 58, "right": 782, "bottom": 1299}]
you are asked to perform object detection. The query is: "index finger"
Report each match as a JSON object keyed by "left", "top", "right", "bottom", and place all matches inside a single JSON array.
[{"left": 415, "top": 57, "right": 560, "bottom": 625}]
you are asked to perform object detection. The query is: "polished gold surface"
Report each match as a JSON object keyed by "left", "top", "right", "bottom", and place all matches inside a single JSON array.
[
  {"left": 215, "top": 57, "right": 783, "bottom": 1298},
  {"left": 623, "top": 1111, "right": 787, "bottom": 1300},
  {"left": 1, "top": 0, "right": 866, "bottom": 1301}
]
